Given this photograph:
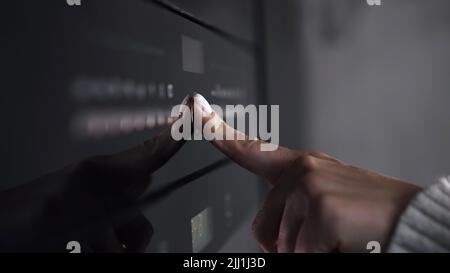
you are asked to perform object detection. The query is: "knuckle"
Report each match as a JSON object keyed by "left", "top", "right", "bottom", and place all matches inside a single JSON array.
[
  {"left": 296, "top": 154, "right": 318, "bottom": 173},
  {"left": 309, "top": 151, "right": 330, "bottom": 159}
]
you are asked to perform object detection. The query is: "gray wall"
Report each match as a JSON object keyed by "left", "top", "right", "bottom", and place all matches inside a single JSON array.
[{"left": 267, "top": 0, "right": 450, "bottom": 188}]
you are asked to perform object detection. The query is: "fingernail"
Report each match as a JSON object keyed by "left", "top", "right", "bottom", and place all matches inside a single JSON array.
[{"left": 193, "top": 92, "right": 213, "bottom": 114}]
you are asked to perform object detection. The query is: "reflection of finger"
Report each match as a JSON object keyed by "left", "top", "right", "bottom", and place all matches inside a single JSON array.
[
  {"left": 105, "top": 98, "right": 190, "bottom": 175},
  {"left": 192, "top": 93, "right": 298, "bottom": 183},
  {"left": 105, "top": 123, "right": 185, "bottom": 175}
]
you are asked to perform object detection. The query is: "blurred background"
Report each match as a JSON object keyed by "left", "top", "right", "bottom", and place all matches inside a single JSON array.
[
  {"left": 269, "top": 0, "right": 450, "bottom": 188},
  {"left": 2, "top": 0, "right": 450, "bottom": 252}
]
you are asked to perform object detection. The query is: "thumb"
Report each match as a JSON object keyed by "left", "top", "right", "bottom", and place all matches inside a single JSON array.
[
  {"left": 295, "top": 199, "right": 339, "bottom": 253},
  {"left": 192, "top": 93, "right": 299, "bottom": 184}
]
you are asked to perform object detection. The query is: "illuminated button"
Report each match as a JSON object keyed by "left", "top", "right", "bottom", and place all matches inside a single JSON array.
[
  {"left": 156, "top": 111, "right": 166, "bottom": 126},
  {"left": 146, "top": 112, "right": 156, "bottom": 129},
  {"left": 147, "top": 83, "right": 156, "bottom": 97},
  {"left": 136, "top": 84, "right": 147, "bottom": 100},
  {"left": 133, "top": 114, "right": 146, "bottom": 131},
  {"left": 158, "top": 83, "right": 166, "bottom": 99},
  {"left": 120, "top": 115, "right": 134, "bottom": 133},
  {"left": 167, "top": 84, "right": 174, "bottom": 98}
]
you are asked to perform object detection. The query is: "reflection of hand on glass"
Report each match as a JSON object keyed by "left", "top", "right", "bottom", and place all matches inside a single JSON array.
[{"left": 0, "top": 125, "right": 185, "bottom": 253}]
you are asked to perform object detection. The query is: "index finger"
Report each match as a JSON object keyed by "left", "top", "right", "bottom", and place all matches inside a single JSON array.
[{"left": 192, "top": 93, "right": 299, "bottom": 184}]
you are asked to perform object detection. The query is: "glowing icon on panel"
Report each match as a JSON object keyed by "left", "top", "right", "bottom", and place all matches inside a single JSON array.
[
  {"left": 133, "top": 115, "right": 147, "bottom": 131},
  {"left": 191, "top": 208, "right": 213, "bottom": 253},
  {"left": 120, "top": 115, "right": 135, "bottom": 134},
  {"left": 167, "top": 84, "right": 174, "bottom": 99},
  {"left": 146, "top": 112, "right": 156, "bottom": 129},
  {"left": 158, "top": 83, "right": 166, "bottom": 99},
  {"left": 136, "top": 84, "right": 147, "bottom": 100},
  {"left": 156, "top": 111, "right": 167, "bottom": 126},
  {"left": 71, "top": 77, "right": 172, "bottom": 102}
]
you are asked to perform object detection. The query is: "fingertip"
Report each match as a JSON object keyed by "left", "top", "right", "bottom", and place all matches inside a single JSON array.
[
  {"left": 193, "top": 92, "right": 213, "bottom": 114},
  {"left": 192, "top": 93, "right": 221, "bottom": 134},
  {"left": 190, "top": 93, "right": 297, "bottom": 183}
]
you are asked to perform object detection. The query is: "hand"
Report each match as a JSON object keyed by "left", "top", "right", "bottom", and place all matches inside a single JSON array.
[
  {"left": 0, "top": 126, "right": 185, "bottom": 252},
  {"left": 193, "top": 96, "right": 422, "bottom": 253}
]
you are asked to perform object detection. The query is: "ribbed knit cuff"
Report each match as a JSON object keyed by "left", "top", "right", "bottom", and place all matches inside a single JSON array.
[{"left": 388, "top": 177, "right": 450, "bottom": 253}]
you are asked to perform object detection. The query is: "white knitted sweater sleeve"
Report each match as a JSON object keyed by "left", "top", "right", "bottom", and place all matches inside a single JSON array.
[{"left": 388, "top": 177, "right": 450, "bottom": 253}]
